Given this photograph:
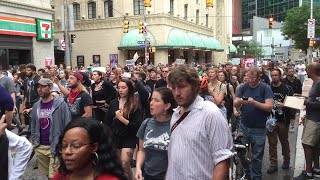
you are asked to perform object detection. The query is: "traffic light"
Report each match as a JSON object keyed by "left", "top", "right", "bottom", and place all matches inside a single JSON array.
[
  {"left": 70, "top": 34, "right": 76, "bottom": 43},
  {"left": 144, "top": 0, "right": 151, "bottom": 7},
  {"left": 310, "top": 40, "right": 316, "bottom": 47},
  {"left": 138, "top": 21, "right": 143, "bottom": 34},
  {"left": 206, "top": 0, "right": 214, "bottom": 8},
  {"left": 123, "top": 20, "right": 129, "bottom": 33},
  {"left": 268, "top": 17, "right": 273, "bottom": 29}
]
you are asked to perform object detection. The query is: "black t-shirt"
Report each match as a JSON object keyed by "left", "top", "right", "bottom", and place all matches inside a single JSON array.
[
  {"left": 283, "top": 77, "right": 303, "bottom": 94},
  {"left": 24, "top": 75, "right": 40, "bottom": 107},
  {"left": 271, "top": 83, "right": 293, "bottom": 123},
  {"left": 146, "top": 79, "right": 157, "bottom": 91},
  {"left": 91, "top": 81, "right": 117, "bottom": 107},
  {"left": 65, "top": 91, "right": 93, "bottom": 119}
]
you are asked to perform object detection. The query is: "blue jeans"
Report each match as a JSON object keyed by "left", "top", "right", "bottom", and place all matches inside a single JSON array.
[{"left": 239, "top": 123, "right": 267, "bottom": 180}]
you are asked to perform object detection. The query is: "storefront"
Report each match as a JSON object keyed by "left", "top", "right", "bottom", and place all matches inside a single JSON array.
[
  {"left": 118, "top": 28, "right": 224, "bottom": 66},
  {"left": 0, "top": 1, "right": 54, "bottom": 69}
]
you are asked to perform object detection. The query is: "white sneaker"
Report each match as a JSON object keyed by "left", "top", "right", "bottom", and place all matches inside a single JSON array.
[{"left": 289, "top": 125, "right": 294, "bottom": 133}]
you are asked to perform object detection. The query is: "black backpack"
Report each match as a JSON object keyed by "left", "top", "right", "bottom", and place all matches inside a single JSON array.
[
  {"left": 240, "top": 82, "right": 267, "bottom": 101},
  {"left": 224, "top": 83, "right": 234, "bottom": 119}
]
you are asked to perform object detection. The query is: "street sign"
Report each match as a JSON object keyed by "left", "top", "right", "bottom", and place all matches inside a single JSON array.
[
  {"left": 137, "top": 41, "right": 144, "bottom": 44},
  {"left": 145, "top": 53, "right": 149, "bottom": 61},
  {"left": 312, "top": 37, "right": 320, "bottom": 40},
  {"left": 307, "top": 19, "right": 316, "bottom": 39},
  {"left": 60, "top": 40, "right": 66, "bottom": 50}
]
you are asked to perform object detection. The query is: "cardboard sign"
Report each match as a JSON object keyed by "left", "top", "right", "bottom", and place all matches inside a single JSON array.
[
  {"left": 176, "top": 59, "right": 186, "bottom": 64},
  {"left": 283, "top": 96, "right": 305, "bottom": 110}
]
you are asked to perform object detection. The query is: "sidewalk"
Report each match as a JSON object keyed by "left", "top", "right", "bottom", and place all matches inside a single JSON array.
[{"left": 293, "top": 78, "right": 314, "bottom": 177}]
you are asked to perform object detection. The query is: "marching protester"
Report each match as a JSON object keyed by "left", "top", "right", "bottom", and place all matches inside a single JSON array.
[
  {"left": 165, "top": 65, "right": 233, "bottom": 180},
  {"left": 53, "top": 118, "right": 127, "bottom": 180},
  {"left": 64, "top": 72, "right": 93, "bottom": 118},
  {"left": 293, "top": 62, "right": 320, "bottom": 180},
  {"left": 234, "top": 66, "right": 274, "bottom": 180},
  {"left": 30, "top": 78, "right": 72, "bottom": 179},
  {"left": 208, "top": 67, "right": 227, "bottom": 118},
  {"left": 283, "top": 66, "right": 303, "bottom": 133},
  {"left": 104, "top": 79, "right": 143, "bottom": 180},
  {"left": 135, "top": 87, "right": 177, "bottom": 180},
  {"left": 91, "top": 70, "right": 117, "bottom": 122},
  {"left": 267, "top": 69, "right": 293, "bottom": 174}
]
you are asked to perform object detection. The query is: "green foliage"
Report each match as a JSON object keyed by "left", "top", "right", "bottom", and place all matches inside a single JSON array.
[
  {"left": 282, "top": 3, "right": 320, "bottom": 52},
  {"left": 237, "top": 40, "right": 264, "bottom": 58}
]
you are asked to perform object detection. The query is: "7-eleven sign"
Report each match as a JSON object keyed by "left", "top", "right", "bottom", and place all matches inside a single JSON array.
[{"left": 36, "top": 19, "right": 53, "bottom": 41}]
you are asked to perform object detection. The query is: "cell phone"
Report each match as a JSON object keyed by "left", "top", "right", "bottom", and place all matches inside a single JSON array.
[{"left": 242, "top": 97, "right": 249, "bottom": 101}]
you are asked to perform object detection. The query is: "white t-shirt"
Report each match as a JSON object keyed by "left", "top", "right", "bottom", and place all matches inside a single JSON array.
[{"left": 295, "top": 64, "right": 307, "bottom": 76}]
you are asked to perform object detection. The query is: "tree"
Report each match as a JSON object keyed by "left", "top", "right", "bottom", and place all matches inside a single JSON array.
[
  {"left": 282, "top": 3, "right": 320, "bottom": 53},
  {"left": 236, "top": 40, "right": 264, "bottom": 58}
]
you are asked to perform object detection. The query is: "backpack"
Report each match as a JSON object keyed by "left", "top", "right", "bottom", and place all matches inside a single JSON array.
[
  {"left": 224, "top": 83, "right": 234, "bottom": 119},
  {"left": 240, "top": 82, "right": 267, "bottom": 101}
]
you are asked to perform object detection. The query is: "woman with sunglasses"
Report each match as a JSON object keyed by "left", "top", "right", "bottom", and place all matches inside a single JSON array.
[{"left": 53, "top": 118, "right": 127, "bottom": 180}]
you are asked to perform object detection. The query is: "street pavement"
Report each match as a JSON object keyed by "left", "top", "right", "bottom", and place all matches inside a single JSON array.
[{"left": 21, "top": 79, "right": 316, "bottom": 180}]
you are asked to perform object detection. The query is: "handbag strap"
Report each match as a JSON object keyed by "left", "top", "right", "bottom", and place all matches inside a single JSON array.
[{"left": 171, "top": 111, "right": 191, "bottom": 133}]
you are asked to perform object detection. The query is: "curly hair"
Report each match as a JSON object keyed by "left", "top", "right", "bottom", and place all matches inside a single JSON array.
[
  {"left": 167, "top": 64, "right": 200, "bottom": 91},
  {"left": 55, "top": 118, "right": 127, "bottom": 180}
]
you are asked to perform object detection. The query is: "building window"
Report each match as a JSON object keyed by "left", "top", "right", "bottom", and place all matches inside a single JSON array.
[
  {"left": 170, "top": 0, "right": 174, "bottom": 15},
  {"left": 134, "top": 0, "right": 144, "bottom": 15},
  {"left": 88, "top": 2, "right": 96, "bottom": 19},
  {"left": 73, "top": 4, "right": 80, "bottom": 20},
  {"left": 184, "top": 4, "right": 188, "bottom": 20},
  {"left": 104, "top": 0, "right": 113, "bottom": 17},
  {"left": 196, "top": 9, "right": 199, "bottom": 24},
  {"left": 206, "top": 14, "right": 209, "bottom": 27}
]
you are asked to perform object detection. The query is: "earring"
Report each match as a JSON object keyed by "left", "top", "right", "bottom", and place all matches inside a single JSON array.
[
  {"left": 93, "top": 152, "right": 99, "bottom": 166},
  {"left": 162, "top": 110, "right": 166, "bottom": 116}
]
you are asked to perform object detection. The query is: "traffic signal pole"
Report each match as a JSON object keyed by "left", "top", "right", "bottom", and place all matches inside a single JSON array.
[
  {"left": 309, "top": 0, "right": 314, "bottom": 64},
  {"left": 144, "top": 7, "right": 148, "bottom": 65},
  {"left": 63, "top": 0, "right": 72, "bottom": 67}
]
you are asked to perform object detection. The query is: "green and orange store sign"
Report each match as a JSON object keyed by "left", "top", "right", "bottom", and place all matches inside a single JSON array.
[{"left": 0, "top": 16, "right": 53, "bottom": 41}]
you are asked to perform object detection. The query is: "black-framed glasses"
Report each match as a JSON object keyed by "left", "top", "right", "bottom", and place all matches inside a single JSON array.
[{"left": 57, "top": 143, "right": 92, "bottom": 154}]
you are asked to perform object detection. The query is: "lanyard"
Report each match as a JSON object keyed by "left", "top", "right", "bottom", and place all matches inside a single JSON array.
[{"left": 171, "top": 111, "right": 191, "bottom": 133}]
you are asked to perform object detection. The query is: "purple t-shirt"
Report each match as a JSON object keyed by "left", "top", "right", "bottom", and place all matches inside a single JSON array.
[{"left": 39, "top": 99, "right": 54, "bottom": 145}]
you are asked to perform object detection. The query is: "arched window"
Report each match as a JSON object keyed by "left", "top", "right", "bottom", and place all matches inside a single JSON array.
[
  {"left": 104, "top": 0, "right": 113, "bottom": 17},
  {"left": 88, "top": 2, "right": 96, "bottom": 19},
  {"left": 73, "top": 3, "right": 80, "bottom": 20}
]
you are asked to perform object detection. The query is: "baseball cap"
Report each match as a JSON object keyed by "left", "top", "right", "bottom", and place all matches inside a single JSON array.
[{"left": 36, "top": 78, "right": 53, "bottom": 86}]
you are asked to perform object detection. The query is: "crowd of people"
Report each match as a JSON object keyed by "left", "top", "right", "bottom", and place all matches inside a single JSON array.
[{"left": 0, "top": 58, "right": 319, "bottom": 180}]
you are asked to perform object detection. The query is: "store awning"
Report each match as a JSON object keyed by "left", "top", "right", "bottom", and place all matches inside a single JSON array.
[
  {"left": 198, "top": 35, "right": 215, "bottom": 50},
  {"left": 210, "top": 38, "right": 223, "bottom": 51},
  {"left": 166, "top": 28, "right": 194, "bottom": 48},
  {"left": 228, "top": 43, "right": 237, "bottom": 53},
  {"left": 187, "top": 32, "right": 206, "bottom": 49},
  {"left": 118, "top": 29, "right": 156, "bottom": 49}
]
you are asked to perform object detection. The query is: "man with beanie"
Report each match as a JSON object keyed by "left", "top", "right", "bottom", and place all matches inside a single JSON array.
[{"left": 64, "top": 72, "right": 93, "bottom": 118}]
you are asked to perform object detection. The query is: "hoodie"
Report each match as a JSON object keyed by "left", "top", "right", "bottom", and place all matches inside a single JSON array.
[{"left": 30, "top": 96, "right": 72, "bottom": 155}]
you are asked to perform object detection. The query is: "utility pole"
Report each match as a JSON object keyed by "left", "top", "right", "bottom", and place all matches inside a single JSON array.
[
  {"left": 271, "top": 37, "right": 275, "bottom": 61},
  {"left": 63, "top": 0, "right": 71, "bottom": 67},
  {"left": 144, "top": 7, "right": 148, "bottom": 65},
  {"left": 309, "top": 0, "right": 314, "bottom": 64}
]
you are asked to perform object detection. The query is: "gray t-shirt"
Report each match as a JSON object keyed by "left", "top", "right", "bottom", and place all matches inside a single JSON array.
[
  {"left": 136, "top": 117, "right": 171, "bottom": 178},
  {"left": 306, "top": 80, "right": 320, "bottom": 121},
  {"left": 0, "top": 76, "right": 15, "bottom": 93}
]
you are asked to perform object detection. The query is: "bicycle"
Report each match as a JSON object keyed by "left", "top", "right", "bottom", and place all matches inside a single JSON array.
[{"left": 229, "top": 117, "right": 251, "bottom": 180}]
